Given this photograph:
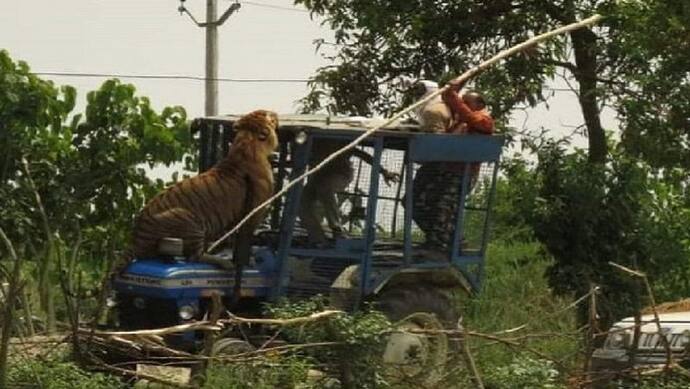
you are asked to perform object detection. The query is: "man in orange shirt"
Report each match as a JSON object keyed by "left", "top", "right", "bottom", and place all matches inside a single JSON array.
[{"left": 412, "top": 80, "right": 495, "bottom": 252}]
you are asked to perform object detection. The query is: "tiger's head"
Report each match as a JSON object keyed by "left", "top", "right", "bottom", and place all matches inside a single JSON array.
[{"left": 233, "top": 109, "right": 279, "bottom": 156}]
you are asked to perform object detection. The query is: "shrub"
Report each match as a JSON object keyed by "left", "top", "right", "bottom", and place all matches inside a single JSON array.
[
  {"left": 203, "top": 355, "right": 313, "bottom": 389},
  {"left": 484, "top": 356, "right": 563, "bottom": 389},
  {"left": 7, "top": 359, "right": 125, "bottom": 389},
  {"left": 266, "top": 296, "right": 392, "bottom": 388}
]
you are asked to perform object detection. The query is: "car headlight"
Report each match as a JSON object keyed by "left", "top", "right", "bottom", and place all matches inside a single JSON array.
[
  {"left": 295, "top": 131, "right": 308, "bottom": 145},
  {"left": 605, "top": 329, "right": 631, "bottom": 350},
  {"left": 178, "top": 304, "right": 197, "bottom": 321},
  {"left": 678, "top": 330, "right": 690, "bottom": 349}
]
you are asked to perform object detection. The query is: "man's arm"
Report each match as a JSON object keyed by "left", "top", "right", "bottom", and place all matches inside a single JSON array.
[{"left": 441, "top": 88, "right": 494, "bottom": 134}]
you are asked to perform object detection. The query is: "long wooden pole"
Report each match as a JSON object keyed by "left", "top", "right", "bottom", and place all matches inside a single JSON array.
[{"left": 208, "top": 14, "right": 604, "bottom": 252}]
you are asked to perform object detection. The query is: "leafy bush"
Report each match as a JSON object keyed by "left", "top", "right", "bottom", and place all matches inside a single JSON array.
[
  {"left": 490, "top": 157, "right": 541, "bottom": 243},
  {"left": 266, "top": 296, "right": 392, "bottom": 388},
  {"left": 484, "top": 356, "right": 563, "bottom": 389},
  {"left": 526, "top": 143, "right": 690, "bottom": 331},
  {"left": 203, "top": 355, "right": 313, "bottom": 389},
  {"left": 7, "top": 359, "right": 124, "bottom": 389},
  {"left": 612, "top": 370, "right": 690, "bottom": 389}
]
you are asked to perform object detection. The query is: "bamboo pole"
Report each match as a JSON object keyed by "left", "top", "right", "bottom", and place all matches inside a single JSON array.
[
  {"left": 78, "top": 309, "right": 342, "bottom": 337},
  {"left": 208, "top": 14, "right": 604, "bottom": 252}
]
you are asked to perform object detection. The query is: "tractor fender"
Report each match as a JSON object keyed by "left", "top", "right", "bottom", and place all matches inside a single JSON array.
[
  {"left": 372, "top": 266, "right": 473, "bottom": 297},
  {"left": 329, "top": 264, "right": 473, "bottom": 311}
]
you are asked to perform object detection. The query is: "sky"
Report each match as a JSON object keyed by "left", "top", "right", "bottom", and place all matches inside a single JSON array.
[{"left": 1, "top": 0, "right": 617, "bottom": 154}]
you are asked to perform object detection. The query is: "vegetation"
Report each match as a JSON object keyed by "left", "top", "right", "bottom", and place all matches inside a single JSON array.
[
  {"left": 0, "top": 49, "right": 195, "bottom": 387},
  {"left": 7, "top": 358, "right": 125, "bottom": 389},
  {"left": 1, "top": 0, "right": 689, "bottom": 386},
  {"left": 297, "top": 0, "right": 689, "bottom": 343},
  {"left": 296, "top": 0, "right": 688, "bottom": 165}
]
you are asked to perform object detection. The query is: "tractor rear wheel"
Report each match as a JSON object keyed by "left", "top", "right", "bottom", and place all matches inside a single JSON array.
[
  {"left": 210, "top": 337, "right": 255, "bottom": 359},
  {"left": 376, "top": 285, "right": 460, "bottom": 386}
]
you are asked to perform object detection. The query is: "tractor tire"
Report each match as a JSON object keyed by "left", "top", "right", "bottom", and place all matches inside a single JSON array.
[
  {"left": 375, "top": 285, "right": 460, "bottom": 386},
  {"left": 210, "top": 337, "right": 255, "bottom": 359}
]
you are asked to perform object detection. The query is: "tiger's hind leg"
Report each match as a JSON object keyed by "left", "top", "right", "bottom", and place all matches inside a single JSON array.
[
  {"left": 136, "top": 208, "right": 205, "bottom": 256},
  {"left": 150, "top": 208, "right": 234, "bottom": 270}
]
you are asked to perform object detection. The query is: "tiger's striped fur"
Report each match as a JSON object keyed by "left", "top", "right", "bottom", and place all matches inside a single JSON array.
[{"left": 131, "top": 109, "right": 279, "bottom": 262}]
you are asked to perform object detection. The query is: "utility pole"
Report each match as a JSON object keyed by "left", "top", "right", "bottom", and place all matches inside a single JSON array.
[
  {"left": 205, "top": 0, "right": 218, "bottom": 116},
  {"left": 179, "top": 0, "right": 241, "bottom": 116}
]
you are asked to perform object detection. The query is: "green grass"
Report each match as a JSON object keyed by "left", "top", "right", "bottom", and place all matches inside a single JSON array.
[{"left": 460, "top": 240, "right": 580, "bottom": 385}]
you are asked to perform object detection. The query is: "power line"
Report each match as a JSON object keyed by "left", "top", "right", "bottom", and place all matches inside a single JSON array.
[
  {"left": 239, "top": 0, "right": 309, "bottom": 13},
  {"left": 32, "top": 71, "right": 577, "bottom": 93},
  {"left": 33, "top": 71, "right": 311, "bottom": 83}
]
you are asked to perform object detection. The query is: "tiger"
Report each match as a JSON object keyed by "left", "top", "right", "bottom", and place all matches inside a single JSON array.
[{"left": 128, "top": 109, "right": 279, "bottom": 269}]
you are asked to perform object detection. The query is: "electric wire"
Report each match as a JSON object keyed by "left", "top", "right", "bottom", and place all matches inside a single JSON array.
[
  {"left": 239, "top": 0, "right": 309, "bottom": 13},
  {"left": 32, "top": 71, "right": 311, "bottom": 83},
  {"left": 31, "top": 71, "right": 576, "bottom": 92}
]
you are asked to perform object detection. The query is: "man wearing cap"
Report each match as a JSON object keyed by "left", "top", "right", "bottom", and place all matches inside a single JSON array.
[
  {"left": 410, "top": 80, "right": 495, "bottom": 253},
  {"left": 409, "top": 80, "right": 452, "bottom": 133}
]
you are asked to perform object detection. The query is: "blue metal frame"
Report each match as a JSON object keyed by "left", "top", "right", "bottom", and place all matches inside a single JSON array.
[
  {"left": 272, "top": 135, "right": 313, "bottom": 299},
  {"left": 403, "top": 149, "right": 415, "bottom": 265},
  {"left": 358, "top": 137, "right": 383, "bottom": 301},
  {"left": 403, "top": 134, "right": 504, "bottom": 292}
]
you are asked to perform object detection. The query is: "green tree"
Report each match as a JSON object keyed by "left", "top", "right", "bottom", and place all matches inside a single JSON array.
[
  {"left": 297, "top": 0, "right": 689, "bottom": 165},
  {"left": 607, "top": 0, "right": 690, "bottom": 170},
  {"left": 523, "top": 142, "right": 690, "bottom": 331},
  {"left": 0, "top": 50, "right": 194, "bottom": 333}
]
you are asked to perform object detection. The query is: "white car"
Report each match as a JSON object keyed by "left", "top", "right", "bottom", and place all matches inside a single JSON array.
[{"left": 592, "top": 310, "right": 690, "bottom": 372}]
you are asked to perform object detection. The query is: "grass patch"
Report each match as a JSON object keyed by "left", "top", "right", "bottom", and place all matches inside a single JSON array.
[
  {"left": 461, "top": 240, "right": 580, "bottom": 385},
  {"left": 7, "top": 358, "right": 125, "bottom": 389}
]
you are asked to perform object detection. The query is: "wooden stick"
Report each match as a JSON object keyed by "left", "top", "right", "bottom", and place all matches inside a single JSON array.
[
  {"left": 78, "top": 322, "right": 223, "bottom": 337},
  {"left": 0, "top": 227, "right": 22, "bottom": 388},
  {"left": 222, "top": 309, "right": 342, "bottom": 326},
  {"left": 208, "top": 14, "right": 604, "bottom": 252},
  {"left": 78, "top": 309, "right": 342, "bottom": 337},
  {"left": 609, "top": 261, "right": 676, "bottom": 371},
  {"left": 460, "top": 325, "right": 484, "bottom": 389}
]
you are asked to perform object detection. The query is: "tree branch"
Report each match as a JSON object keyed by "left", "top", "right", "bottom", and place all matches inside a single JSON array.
[
  {"left": 542, "top": 58, "right": 578, "bottom": 74},
  {"left": 0, "top": 227, "right": 22, "bottom": 389}
]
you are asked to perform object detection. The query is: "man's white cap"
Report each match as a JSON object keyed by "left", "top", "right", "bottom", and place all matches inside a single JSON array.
[{"left": 418, "top": 80, "right": 439, "bottom": 93}]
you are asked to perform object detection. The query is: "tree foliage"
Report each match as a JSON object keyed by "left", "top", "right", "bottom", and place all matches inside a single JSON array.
[
  {"left": 297, "top": 0, "right": 689, "bottom": 165},
  {"left": 607, "top": 0, "right": 690, "bottom": 170},
  {"left": 0, "top": 50, "right": 195, "bottom": 331},
  {"left": 0, "top": 50, "right": 193, "bottom": 250},
  {"left": 524, "top": 143, "right": 690, "bottom": 328},
  {"left": 296, "top": 0, "right": 609, "bottom": 159}
]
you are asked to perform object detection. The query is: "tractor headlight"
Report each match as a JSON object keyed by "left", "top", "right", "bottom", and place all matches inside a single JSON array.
[
  {"left": 105, "top": 292, "right": 118, "bottom": 308},
  {"left": 178, "top": 305, "right": 197, "bottom": 321},
  {"left": 295, "top": 131, "right": 308, "bottom": 145},
  {"left": 133, "top": 297, "right": 146, "bottom": 310}
]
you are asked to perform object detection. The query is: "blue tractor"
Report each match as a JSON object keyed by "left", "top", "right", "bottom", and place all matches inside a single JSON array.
[{"left": 110, "top": 114, "right": 503, "bottom": 368}]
